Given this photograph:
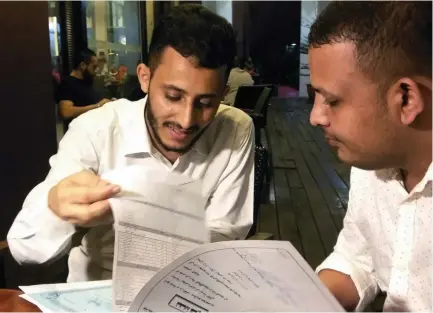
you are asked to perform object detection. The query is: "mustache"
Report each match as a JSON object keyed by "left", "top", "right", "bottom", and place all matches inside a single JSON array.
[{"left": 163, "top": 121, "right": 199, "bottom": 134}]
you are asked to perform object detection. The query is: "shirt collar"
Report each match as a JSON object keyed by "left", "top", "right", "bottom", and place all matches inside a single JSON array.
[
  {"left": 122, "top": 96, "right": 210, "bottom": 157},
  {"left": 387, "top": 162, "right": 433, "bottom": 195}
]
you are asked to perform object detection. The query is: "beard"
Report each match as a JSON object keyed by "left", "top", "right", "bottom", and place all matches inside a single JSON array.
[
  {"left": 144, "top": 97, "right": 208, "bottom": 154},
  {"left": 83, "top": 69, "right": 94, "bottom": 86}
]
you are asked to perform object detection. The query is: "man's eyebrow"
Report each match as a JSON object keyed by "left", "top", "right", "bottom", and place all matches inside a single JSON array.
[
  {"left": 311, "top": 85, "right": 339, "bottom": 98},
  {"left": 162, "top": 84, "right": 186, "bottom": 93},
  {"left": 161, "top": 84, "right": 217, "bottom": 98}
]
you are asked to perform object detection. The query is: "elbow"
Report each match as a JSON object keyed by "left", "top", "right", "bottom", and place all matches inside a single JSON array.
[
  {"left": 7, "top": 235, "right": 70, "bottom": 266},
  {"left": 59, "top": 107, "right": 73, "bottom": 120},
  {"left": 7, "top": 237, "right": 47, "bottom": 265},
  {"left": 209, "top": 221, "right": 252, "bottom": 242}
]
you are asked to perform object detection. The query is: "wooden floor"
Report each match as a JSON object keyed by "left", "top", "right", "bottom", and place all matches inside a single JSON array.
[{"left": 257, "top": 97, "right": 351, "bottom": 269}]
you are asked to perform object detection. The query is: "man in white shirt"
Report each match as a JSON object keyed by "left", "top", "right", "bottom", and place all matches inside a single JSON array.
[
  {"left": 224, "top": 57, "right": 254, "bottom": 106},
  {"left": 308, "top": 2, "right": 432, "bottom": 311},
  {"left": 7, "top": 4, "right": 254, "bottom": 282}
]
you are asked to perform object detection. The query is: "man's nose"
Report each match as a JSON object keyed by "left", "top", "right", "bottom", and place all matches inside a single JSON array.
[
  {"left": 178, "top": 102, "right": 196, "bottom": 130},
  {"left": 310, "top": 99, "right": 330, "bottom": 127}
]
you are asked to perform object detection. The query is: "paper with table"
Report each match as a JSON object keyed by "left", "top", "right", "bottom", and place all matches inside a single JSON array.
[
  {"left": 103, "top": 165, "right": 209, "bottom": 311},
  {"left": 19, "top": 165, "right": 343, "bottom": 312}
]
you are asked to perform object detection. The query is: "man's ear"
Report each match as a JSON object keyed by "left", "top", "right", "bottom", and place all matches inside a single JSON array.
[
  {"left": 386, "top": 77, "right": 425, "bottom": 125},
  {"left": 137, "top": 63, "right": 151, "bottom": 93},
  {"left": 79, "top": 61, "right": 87, "bottom": 72}
]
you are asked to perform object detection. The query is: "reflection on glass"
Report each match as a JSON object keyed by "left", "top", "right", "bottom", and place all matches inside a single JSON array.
[
  {"left": 86, "top": 0, "right": 141, "bottom": 74},
  {"left": 48, "top": 0, "right": 64, "bottom": 143},
  {"left": 86, "top": 0, "right": 142, "bottom": 100}
]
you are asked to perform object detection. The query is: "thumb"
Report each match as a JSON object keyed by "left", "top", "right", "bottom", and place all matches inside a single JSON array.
[{"left": 67, "top": 185, "right": 121, "bottom": 204}]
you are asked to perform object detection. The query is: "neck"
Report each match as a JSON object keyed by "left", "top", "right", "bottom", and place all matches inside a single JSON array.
[
  {"left": 71, "top": 70, "right": 84, "bottom": 80},
  {"left": 401, "top": 132, "right": 432, "bottom": 192}
]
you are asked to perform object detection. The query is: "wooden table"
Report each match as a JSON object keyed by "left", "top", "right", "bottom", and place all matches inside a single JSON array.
[{"left": 0, "top": 289, "right": 41, "bottom": 312}]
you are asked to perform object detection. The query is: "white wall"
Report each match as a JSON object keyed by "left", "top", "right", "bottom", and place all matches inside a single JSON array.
[
  {"left": 298, "top": 1, "right": 329, "bottom": 97},
  {"left": 202, "top": 0, "right": 232, "bottom": 24},
  {"left": 299, "top": 1, "right": 318, "bottom": 97}
]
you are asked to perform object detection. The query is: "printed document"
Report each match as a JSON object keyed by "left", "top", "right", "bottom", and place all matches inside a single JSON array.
[
  {"left": 102, "top": 165, "right": 209, "bottom": 311},
  {"left": 19, "top": 280, "right": 112, "bottom": 312},
  {"left": 127, "top": 240, "right": 344, "bottom": 312}
]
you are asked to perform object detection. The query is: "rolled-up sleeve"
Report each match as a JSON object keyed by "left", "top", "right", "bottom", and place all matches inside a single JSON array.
[
  {"left": 7, "top": 113, "right": 103, "bottom": 265},
  {"left": 316, "top": 167, "right": 379, "bottom": 311},
  {"left": 206, "top": 121, "right": 255, "bottom": 242}
]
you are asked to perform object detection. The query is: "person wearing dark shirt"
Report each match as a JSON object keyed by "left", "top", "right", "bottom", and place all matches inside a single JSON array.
[{"left": 58, "top": 49, "right": 111, "bottom": 128}]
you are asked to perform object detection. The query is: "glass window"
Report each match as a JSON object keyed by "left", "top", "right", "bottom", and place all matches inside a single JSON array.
[
  {"left": 85, "top": 0, "right": 142, "bottom": 75},
  {"left": 48, "top": 1, "right": 64, "bottom": 143}
]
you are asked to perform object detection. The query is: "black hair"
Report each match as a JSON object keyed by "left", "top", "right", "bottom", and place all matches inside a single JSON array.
[
  {"left": 309, "top": 1, "right": 432, "bottom": 91},
  {"left": 148, "top": 4, "right": 236, "bottom": 77},
  {"left": 72, "top": 48, "right": 96, "bottom": 70},
  {"left": 238, "top": 57, "right": 246, "bottom": 70}
]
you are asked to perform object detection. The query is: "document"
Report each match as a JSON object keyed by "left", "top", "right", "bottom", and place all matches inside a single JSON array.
[
  {"left": 128, "top": 240, "right": 344, "bottom": 312},
  {"left": 19, "top": 280, "right": 112, "bottom": 312},
  {"left": 102, "top": 165, "right": 209, "bottom": 311}
]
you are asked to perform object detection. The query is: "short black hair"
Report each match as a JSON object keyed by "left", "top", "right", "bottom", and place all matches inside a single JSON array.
[
  {"left": 148, "top": 4, "right": 236, "bottom": 77},
  {"left": 309, "top": 1, "right": 432, "bottom": 92},
  {"left": 236, "top": 57, "right": 246, "bottom": 70},
  {"left": 72, "top": 48, "right": 96, "bottom": 69}
]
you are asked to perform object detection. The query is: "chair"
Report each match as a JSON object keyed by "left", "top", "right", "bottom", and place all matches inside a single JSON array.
[
  {"left": 253, "top": 87, "right": 271, "bottom": 114},
  {"left": 239, "top": 85, "right": 275, "bottom": 145},
  {"left": 247, "top": 145, "right": 273, "bottom": 240},
  {"left": 233, "top": 84, "right": 273, "bottom": 110}
]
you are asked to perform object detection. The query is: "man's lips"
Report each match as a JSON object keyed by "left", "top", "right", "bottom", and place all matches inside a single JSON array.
[
  {"left": 167, "top": 127, "right": 194, "bottom": 141},
  {"left": 324, "top": 135, "right": 338, "bottom": 146}
]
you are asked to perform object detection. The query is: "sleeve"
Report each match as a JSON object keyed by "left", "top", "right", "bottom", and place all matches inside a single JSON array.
[
  {"left": 7, "top": 113, "right": 104, "bottom": 265},
  {"left": 247, "top": 73, "right": 254, "bottom": 85},
  {"left": 206, "top": 120, "right": 255, "bottom": 242},
  {"left": 57, "top": 80, "right": 74, "bottom": 102},
  {"left": 315, "top": 167, "right": 379, "bottom": 311}
]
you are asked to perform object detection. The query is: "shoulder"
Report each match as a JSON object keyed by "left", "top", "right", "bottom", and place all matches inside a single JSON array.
[
  {"left": 214, "top": 104, "right": 253, "bottom": 134},
  {"left": 207, "top": 104, "right": 253, "bottom": 151},
  {"left": 350, "top": 167, "right": 396, "bottom": 185},
  {"left": 69, "top": 98, "right": 143, "bottom": 134},
  {"left": 59, "top": 76, "right": 76, "bottom": 87}
]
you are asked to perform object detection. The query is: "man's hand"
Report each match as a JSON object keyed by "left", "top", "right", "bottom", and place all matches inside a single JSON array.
[
  {"left": 48, "top": 170, "right": 121, "bottom": 227},
  {"left": 319, "top": 269, "right": 360, "bottom": 311},
  {"left": 97, "top": 98, "right": 112, "bottom": 107}
]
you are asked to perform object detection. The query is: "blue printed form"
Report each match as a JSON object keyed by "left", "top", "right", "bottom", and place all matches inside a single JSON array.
[{"left": 20, "top": 280, "right": 112, "bottom": 312}]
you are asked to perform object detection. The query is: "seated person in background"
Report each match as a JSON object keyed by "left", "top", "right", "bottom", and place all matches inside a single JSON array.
[
  {"left": 95, "top": 56, "right": 108, "bottom": 78},
  {"left": 114, "top": 64, "right": 128, "bottom": 83},
  {"left": 8, "top": 4, "right": 254, "bottom": 283},
  {"left": 58, "top": 48, "right": 112, "bottom": 128},
  {"left": 224, "top": 56, "right": 254, "bottom": 106},
  {"left": 308, "top": 1, "right": 431, "bottom": 311}
]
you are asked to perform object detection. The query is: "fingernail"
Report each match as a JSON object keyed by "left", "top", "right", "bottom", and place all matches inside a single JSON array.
[{"left": 111, "top": 185, "right": 121, "bottom": 193}]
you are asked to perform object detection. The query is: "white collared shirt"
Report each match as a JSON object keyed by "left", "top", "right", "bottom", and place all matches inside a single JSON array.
[
  {"left": 7, "top": 97, "right": 255, "bottom": 282},
  {"left": 316, "top": 165, "right": 432, "bottom": 311}
]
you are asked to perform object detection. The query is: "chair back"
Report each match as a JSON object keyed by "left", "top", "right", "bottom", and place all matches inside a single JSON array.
[
  {"left": 248, "top": 145, "right": 269, "bottom": 237},
  {"left": 233, "top": 84, "right": 273, "bottom": 110},
  {"left": 254, "top": 87, "right": 271, "bottom": 114}
]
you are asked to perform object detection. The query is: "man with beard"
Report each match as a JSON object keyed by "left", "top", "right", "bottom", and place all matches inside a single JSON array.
[
  {"left": 57, "top": 48, "right": 111, "bottom": 128},
  {"left": 308, "top": 2, "right": 431, "bottom": 311},
  {"left": 8, "top": 4, "right": 254, "bottom": 282}
]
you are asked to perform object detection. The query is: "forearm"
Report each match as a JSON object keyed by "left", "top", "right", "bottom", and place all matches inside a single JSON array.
[
  {"left": 60, "top": 103, "right": 99, "bottom": 119},
  {"left": 318, "top": 269, "right": 360, "bottom": 311}
]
